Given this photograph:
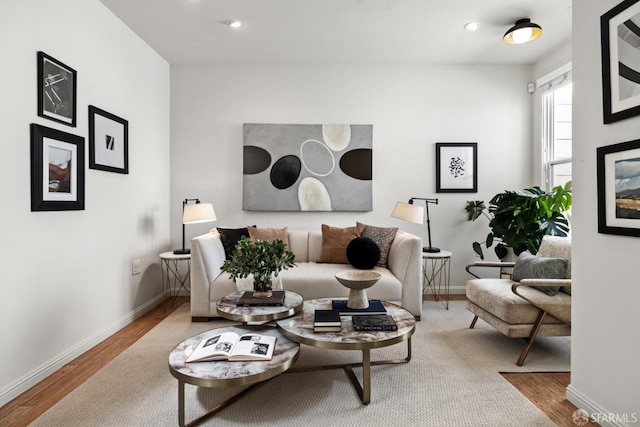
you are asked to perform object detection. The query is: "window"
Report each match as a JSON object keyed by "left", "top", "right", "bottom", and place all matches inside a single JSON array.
[{"left": 540, "top": 70, "right": 572, "bottom": 191}]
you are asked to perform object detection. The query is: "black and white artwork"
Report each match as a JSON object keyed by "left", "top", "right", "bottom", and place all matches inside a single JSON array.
[
  {"left": 37, "top": 51, "right": 77, "bottom": 127},
  {"left": 435, "top": 142, "right": 477, "bottom": 193},
  {"left": 243, "top": 124, "right": 373, "bottom": 211},
  {"left": 89, "top": 106, "right": 129, "bottom": 174},
  {"left": 601, "top": 0, "right": 640, "bottom": 123}
]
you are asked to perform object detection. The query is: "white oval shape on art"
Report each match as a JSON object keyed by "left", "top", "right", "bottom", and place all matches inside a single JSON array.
[
  {"left": 322, "top": 124, "right": 351, "bottom": 151},
  {"left": 300, "top": 139, "right": 335, "bottom": 177},
  {"left": 298, "top": 177, "right": 332, "bottom": 211}
]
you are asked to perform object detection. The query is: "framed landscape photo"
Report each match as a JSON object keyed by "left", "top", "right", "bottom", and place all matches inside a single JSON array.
[
  {"left": 601, "top": 0, "right": 640, "bottom": 124},
  {"left": 37, "top": 51, "right": 77, "bottom": 127},
  {"left": 89, "top": 105, "right": 129, "bottom": 174},
  {"left": 30, "top": 124, "right": 85, "bottom": 211},
  {"left": 597, "top": 138, "right": 640, "bottom": 237},
  {"left": 435, "top": 142, "right": 477, "bottom": 193}
]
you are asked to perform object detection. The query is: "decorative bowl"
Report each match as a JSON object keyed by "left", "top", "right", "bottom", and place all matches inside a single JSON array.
[{"left": 335, "top": 270, "right": 382, "bottom": 309}]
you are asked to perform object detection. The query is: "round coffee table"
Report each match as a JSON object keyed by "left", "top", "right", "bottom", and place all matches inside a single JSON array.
[
  {"left": 169, "top": 325, "right": 299, "bottom": 427},
  {"left": 277, "top": 298, "right": 415, "bottom": 404},
  {"left": 216, "top": 290, "right": 303, "bottom": 323}
]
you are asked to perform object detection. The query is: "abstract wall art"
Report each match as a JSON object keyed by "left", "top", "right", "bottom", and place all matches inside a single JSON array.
[
  {"left": 435, "top": 142, "right": 477, "bottom": 193},
  {"left": 601, "top": 0, "right": 640, "bottom": 124},
  {"left": 243, "top": 124, "right": 373, "bottom": 211}
]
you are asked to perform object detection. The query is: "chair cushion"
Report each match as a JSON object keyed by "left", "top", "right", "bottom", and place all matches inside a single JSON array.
[
  {"left": 217, "top": 227, "right": 250, "bottom": 260},
  {"left": 248, "top": 226, "right": 289, "bottom": 248},
  {"left": 466, "top": 278, "right": 564, "bottom": 325}
]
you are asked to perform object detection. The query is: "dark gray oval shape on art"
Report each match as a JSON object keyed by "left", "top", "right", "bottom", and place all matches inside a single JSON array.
[
  {"left": 244, "top": 146, "right": 271, "bottom": 175},
  {"left": 340, "top": 148, "right": 372, "bottom": 180},
  {"left": 271, "top": 155, "right": 302, "bottom": 189}
]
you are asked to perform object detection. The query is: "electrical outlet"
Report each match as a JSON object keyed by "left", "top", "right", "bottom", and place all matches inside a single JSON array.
[{"left": 132, "top": 259, "right": 141, "bottom": 275}]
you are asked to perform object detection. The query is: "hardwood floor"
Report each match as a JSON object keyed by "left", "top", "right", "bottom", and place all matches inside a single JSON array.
[{"left": 1, "top": 296, "right": 585, "bottom": 426}]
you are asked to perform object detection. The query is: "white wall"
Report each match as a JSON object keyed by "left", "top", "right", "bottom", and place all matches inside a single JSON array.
[
  {"left": 569, "top": 2, "right": 640, "bottom": 423},
  {"left": 170, "top": 63, "right": 534, "bottom": 295},
  {"left": 0, "top": 0, "right": 170, "bottom": 405}
]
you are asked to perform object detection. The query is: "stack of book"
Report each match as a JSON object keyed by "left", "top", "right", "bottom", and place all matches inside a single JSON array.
[
  {"left": 331, "top": 299, "right": 387, "bottom": 315},
  {"left": 314, "top": 309, "right": 342, "bottom": 332},
  {"left": 352, "top": 314, "right": 398, "bottom": 331}
]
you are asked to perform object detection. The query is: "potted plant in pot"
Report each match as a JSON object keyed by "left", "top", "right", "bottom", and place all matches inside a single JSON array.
[
  {"left": 221, "top": 237, "right": 296, "bottom": 296},
  {"left": 465, "top": 183, "right": 572, "bottom": 260}
]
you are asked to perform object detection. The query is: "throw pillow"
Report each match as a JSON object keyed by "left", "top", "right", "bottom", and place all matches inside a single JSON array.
[
  {"left": 247, "top": 226, "right": 289, "bottom": 248},
  {"left": 319, "top": 224, "right": 365, "bottom": 264},
  {"left": 512, "top": 251, "right": 568, "bottom": 296},
  {"left": 357, "top": 222, "right": 398, "bottom": 267},
  {"left": 346, "top": 237, "right": 381, "bottom": 269},
  {"left": 217, "top": 227, "right": 250, "bottom": 260}
]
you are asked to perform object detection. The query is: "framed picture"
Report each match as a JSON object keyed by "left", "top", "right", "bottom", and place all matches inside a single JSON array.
[
  {"left": 89, "top": 105, "right": 129, "bottom": 174},
  {"left": 601, "top": 0, "right": 640, "bottom": 124},
  {"left": 435, "top": 142, "right": 477, "bottom": 193},
  {"left": 597, "top": 139, "right": 640, "bottom": 236},
  {"left": 30, "top": 124, "right": 85, "bottom": 211},
  {"left": 37, "top": 51, "right": 77, "bottom": 127}
]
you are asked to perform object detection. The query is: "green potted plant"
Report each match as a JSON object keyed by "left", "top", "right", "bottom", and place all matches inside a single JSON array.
[
  {"left": 221, "top": 237, "right": 296, "bottom": 296},
  {"left": 465, "top": 183, "right": 572, "bottom": 260}
]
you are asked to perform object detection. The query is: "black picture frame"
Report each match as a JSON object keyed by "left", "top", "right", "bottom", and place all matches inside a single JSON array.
[
  {"left": 30, "top": 123, "right": 85, "bottom": 211},
  {"left": 597, "top": 139, "right": 640, "bottom": 236},
  {"left": 89, "top": 105, "right": 129, "bottom": 174},
  {"left": 37, "top": 51, "right": 77, "bottom": 127},
  {"left": 436, "top": 142, "right": 477, "bottom": 193},
  {"left": 601, "top": 0, "right": 640, "bottom": 124}
]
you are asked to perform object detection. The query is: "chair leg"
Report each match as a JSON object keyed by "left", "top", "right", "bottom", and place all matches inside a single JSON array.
[
  {"left": 469, "top": 315, "right": 478, "bottom": 329},
  {"left": 516, "top": 310, "right": 547, "bottom": 366}
]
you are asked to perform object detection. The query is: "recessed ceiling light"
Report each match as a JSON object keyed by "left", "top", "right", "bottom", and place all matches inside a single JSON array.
[
  {"left": 464, "top": 22, "right": 481, "bottom": 31},
  {"left": 226, "top": 19, "right": 242, "bottom": 28}
]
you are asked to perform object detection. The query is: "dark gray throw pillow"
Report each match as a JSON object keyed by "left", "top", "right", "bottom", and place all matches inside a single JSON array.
[
  {"left": 217, "top": 227, "right": 250, "bottom": 260},
  {"left": 512, "top": 251, "right": 568, "bottom": 296}
]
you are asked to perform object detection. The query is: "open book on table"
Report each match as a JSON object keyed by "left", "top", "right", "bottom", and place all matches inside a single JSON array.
[{"left": 186, "top": 331, "right": 276, "bottom": 362}]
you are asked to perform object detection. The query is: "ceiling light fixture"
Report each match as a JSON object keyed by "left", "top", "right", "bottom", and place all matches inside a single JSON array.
[
  {"left": 464, "top": 22, "right": 481, "bottom": 31},
  {"left": 503, "top": 18, "right": 542, "bottom": 44},
  {"left": 226, "top": 19, "right": 242, "bottom": 28}
]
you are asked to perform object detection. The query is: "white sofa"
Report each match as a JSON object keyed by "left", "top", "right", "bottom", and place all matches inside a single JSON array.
[{"left": 190, "top": 228, "right": 423, "bottom": 321}]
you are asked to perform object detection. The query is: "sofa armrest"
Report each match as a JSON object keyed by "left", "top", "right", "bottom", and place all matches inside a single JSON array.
[
  {"left": 465, "top": 261, "right": 515, "bottom": 279},
  {"left": 190, "top": 231, "right": 226, "bottom": 317},
  {"left": 387, "top": 230, "right": 423, "bottom": 319}
]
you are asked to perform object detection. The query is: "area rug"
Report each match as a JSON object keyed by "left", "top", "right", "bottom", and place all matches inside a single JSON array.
[{"left": 31, "top": 301, "right": 569, "bottom": 426}]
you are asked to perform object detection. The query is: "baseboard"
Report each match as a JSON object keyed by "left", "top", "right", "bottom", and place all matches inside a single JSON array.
[
  {"left": 0, "top": 293, "right": 166, "bottom": 407},
  {"left": 566, "top": 383, "right": 636, "bottom": 427}
]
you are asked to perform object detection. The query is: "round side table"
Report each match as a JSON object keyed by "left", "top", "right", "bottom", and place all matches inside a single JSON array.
[
  {"left": 422, "top": 250, "right": 452, "bottom": 309},
  {"left": 160, "top": 251, "right": 191, "bottom": 306}
]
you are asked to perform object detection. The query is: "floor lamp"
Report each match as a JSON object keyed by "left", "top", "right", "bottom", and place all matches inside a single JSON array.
[
  {"left": 174, "top": 198, "right": 216, "bottom": 255},
  {"left": 391, "top": 197, "right": 440, "bottom": 253}
]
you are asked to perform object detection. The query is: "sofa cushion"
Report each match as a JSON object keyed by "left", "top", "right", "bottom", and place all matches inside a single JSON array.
[
  {"left": 512, "top": 251, "right": 568, "bottom": 296},
  {"left": 346, "top": 237, "right": 380, "bottom": 269},
  {"left": 357, "top": 222, "right": 398, "bottom": 267},
  {"left": 217, "top": 227, "right": 250, "bottom": 260},
  {"left": 319, "top": 224, "right": 365, "bottom": 264},
  {"left": 248, "top": 226, "right": 289, "bottom": 248}
]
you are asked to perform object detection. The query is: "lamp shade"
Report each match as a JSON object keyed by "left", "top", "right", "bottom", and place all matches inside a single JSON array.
[
  {"left": 503, "top": 18, "right": 542, "bottom": 44},
  {"left": 183, "top": 203, "right": 216, "bottom": 224},
  {"left": 391, "top": 201, "right": 424, "bottom": 224}
]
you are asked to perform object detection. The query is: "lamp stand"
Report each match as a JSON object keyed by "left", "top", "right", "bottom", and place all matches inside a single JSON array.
[
  {"left": 423, "top": 201, "right": 440, "bottom": 253},
  {"left": 174, "top": 199, "right": 196, "bottom": 255}
]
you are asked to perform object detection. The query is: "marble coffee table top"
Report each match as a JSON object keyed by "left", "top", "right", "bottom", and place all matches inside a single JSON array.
[
  {"left": 168, "top": 325, "right": 300, "bottom": 388},
  {"left": 276, "top": 298, "right": 416, "bottom": 350},
  {"left": 216, "top": 290, "right": 304, "bottom": 322}
]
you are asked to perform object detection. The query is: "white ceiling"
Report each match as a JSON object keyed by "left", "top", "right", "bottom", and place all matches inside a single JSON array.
[{"left": 99, "top": 0, "right": 572, "bottom": 65}]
